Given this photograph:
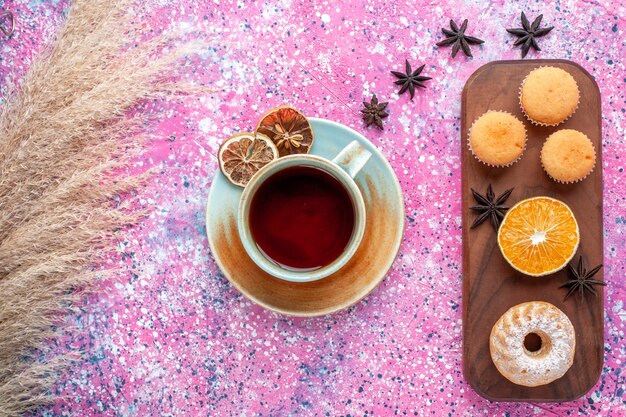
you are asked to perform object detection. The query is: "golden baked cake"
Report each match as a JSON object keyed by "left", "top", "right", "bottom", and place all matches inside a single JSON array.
[
  {"left": 520, "top": 67, "right": 580, "bottom": 126},
  {"left": 490, "top": 301, "right": 575, "bottom": 387},
  {"left": 541, "top": 129, "right": 596, "bottom": 183},
  {"left": 468, "top": 111, "right": 527, "bottom": 167}
]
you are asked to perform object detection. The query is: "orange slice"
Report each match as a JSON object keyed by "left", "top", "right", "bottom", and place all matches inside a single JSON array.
[
  {"left": 255, "top": 106, "right": 314, "bottom": 157},
  {"left": 218, "top": 132, "right": 278, "bottom": 187},
  {"left": 497, "top": 196, "right": 579, "bottom": 277}
]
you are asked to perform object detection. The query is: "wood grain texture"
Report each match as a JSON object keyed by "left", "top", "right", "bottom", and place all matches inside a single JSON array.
[{"left": 461, "top": 60, "right": 604, "bottom": 402}]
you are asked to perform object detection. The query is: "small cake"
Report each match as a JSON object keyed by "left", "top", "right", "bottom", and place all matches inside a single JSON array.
[
  {"left": 468, "top": 111, "right": 527, "bottom": 167},
  {"left": 541, "top": 129, "right": 596, "bottom": 183},
  {"left": 490, "top": 301, "right": 575, "bottom": 387},
  {"left": 520, "top": 67, "right": 580, "bottom": 126}
]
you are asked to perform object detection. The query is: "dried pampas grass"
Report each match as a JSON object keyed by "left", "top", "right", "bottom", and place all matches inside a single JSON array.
[{"left": 0, "top": 1, "right": 202, "bottom": 414}]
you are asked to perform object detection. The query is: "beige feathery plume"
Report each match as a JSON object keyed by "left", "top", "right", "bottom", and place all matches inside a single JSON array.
[{"left": 0, "top": 1, "right": 203, "bottom": 414}]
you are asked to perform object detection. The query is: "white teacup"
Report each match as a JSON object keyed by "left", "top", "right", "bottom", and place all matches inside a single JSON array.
[{"left": 238, "top": 140, "right": 372, "bottom": 283}]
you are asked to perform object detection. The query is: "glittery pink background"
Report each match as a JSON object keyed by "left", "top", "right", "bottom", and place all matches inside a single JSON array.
[{"left": 2, "top": 0, "right": 625, "bottom": 415}]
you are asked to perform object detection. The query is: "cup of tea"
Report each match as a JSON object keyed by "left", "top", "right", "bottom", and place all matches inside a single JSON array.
[{"left": 238, "top": 140, "right": 372, "bottom": 282}]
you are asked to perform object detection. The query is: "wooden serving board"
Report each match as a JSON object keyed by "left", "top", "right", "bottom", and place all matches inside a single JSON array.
[{"left": 461, "top": 60, "right": 604, "bottom": 402}]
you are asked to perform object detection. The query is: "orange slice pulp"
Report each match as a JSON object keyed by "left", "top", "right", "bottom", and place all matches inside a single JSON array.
[
  {"left": 218, "top": 132, "right": 278, "bottom": 187},
  {"left": 497, "top": 196, "right": 579, "bottom": 277},
  {"left": 255, "top": 106, "right": 314, "bottom": 157}
]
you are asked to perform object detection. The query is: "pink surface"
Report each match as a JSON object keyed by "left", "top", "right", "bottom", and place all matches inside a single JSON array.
[{"left": 2, "top": 0, "right": 625, "bottom": 415}]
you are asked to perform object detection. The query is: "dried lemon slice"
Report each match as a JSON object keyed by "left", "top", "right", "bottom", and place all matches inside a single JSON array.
[
  {"left": 218, "top": 132, "right": 278, "bottom": 187},
  {"left": 255, "top": 106, "right": 314, "bottom": 157},
  {"left": 497, "top": 196, "right": 580, "bottom": 277}
]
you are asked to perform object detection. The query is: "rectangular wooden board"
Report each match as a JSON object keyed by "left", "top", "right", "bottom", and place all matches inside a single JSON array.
[{"left": 461, "top": 60, "right": 604, "bottom": 402}]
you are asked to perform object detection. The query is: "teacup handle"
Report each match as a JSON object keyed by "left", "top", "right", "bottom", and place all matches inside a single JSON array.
[{"left": 332, "top": 140, "right": 372, "bottom": 179}]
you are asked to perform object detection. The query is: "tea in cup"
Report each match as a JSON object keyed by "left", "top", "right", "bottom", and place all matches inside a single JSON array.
[{"left": 238, "top": 140, "right": 371, "bottom": 282}]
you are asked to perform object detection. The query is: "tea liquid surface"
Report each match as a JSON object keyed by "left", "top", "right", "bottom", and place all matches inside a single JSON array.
[{"left": 249, "top": 166, "right": 355, "bottom": 270}]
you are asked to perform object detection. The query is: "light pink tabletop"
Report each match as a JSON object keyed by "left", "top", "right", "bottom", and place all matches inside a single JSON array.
[{"left": 2, "top": 0, "right": 625, "bottom": 415}]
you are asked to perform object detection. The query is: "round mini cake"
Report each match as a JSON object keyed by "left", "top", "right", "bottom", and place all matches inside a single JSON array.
[
  {"left": 490, "top": 301, "right": 575, "bottom": 387},
  {"left": 520, "top": 67, "right": 580, "bottom": 126},
  {"left": 468, "top": 111, "right": 527, "bottom": 167},
  {"left": 541, "top": 129, "right": 596, "bottom": 183}
]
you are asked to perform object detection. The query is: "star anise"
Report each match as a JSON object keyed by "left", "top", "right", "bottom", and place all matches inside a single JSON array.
[
  {"left": 436, "top": 19, "right": 484, "bottom": 58},
  {"left": 506, "top": 12, "right": 554, "bottom": 58},
  {"left": 470, "top": 184, "right": 513, "bottom": 230},
  {"left": 559, "top": 256, "right": 605, "bottom": 302},
  {"left": 360, "top": 94, "right": 389, "bottom": 130},
  {"left": 391, "top": 60, "right": 431, "bottom": 99}
]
